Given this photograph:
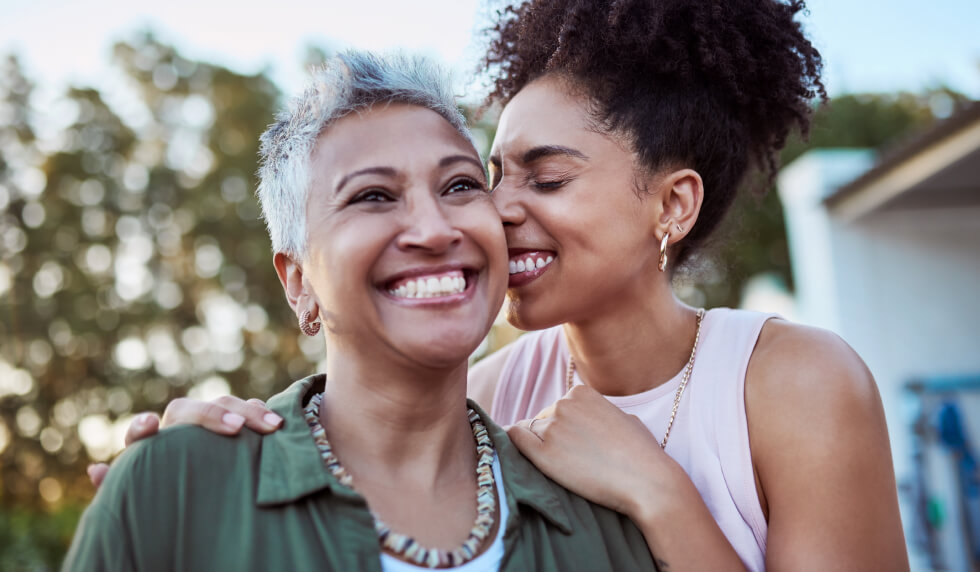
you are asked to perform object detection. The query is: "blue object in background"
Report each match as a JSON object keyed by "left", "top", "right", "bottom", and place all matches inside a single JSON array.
[{"left": 937, "top": 401, "right": 980, "bottom": 564}]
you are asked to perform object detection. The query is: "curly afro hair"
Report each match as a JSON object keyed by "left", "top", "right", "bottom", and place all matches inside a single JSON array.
[{"left": 482, "top": 0, "right": 826, "bottom": 268}]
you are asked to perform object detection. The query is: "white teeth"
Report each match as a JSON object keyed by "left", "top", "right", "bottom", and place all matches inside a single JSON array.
[
  {"left": 388, "top": 272, "right": 467, "bottom": 299},
  {"left": 508, "top": 254, "right": 556, "bottom": 275}
]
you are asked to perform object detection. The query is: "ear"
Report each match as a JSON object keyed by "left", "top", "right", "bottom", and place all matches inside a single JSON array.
[
  {"left": 273, "top": 252, "right": 317, "bottom": 319},
  {"left": 655, "top": 168, "right": 703, "bottom": 243}
]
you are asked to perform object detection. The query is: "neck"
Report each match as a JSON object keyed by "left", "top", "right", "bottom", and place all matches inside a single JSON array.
[
  {"left": 318, "top": 340, "right": 476, "bottom": 491},
  {"left": 562, "top": 279, "right": 700, "bottom": 396}
]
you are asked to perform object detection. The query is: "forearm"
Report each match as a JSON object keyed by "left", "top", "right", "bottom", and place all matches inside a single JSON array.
[{"left": 628, "top": 473, "right": 747, "bottom": 571}]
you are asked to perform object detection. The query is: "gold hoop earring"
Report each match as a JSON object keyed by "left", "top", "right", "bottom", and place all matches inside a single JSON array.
[
  {"left": 300, "top": 309, "right": 321, "bottom": 336},
  {"left": 659, "top": 230, "right": 671, "bottom": 272}
]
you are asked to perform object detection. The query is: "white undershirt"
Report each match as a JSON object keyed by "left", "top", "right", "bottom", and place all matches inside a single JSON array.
[{"left": 380, "top": 454, "right": 508, "bottom": 572}]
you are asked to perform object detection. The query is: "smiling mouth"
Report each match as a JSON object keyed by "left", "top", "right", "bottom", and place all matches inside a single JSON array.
[
  {"left": 385, "top": 269, "right": 474, "bottom": 299},
  {"left": 508, "top": 252, "right": 554, "bottom": 275},
  {"left": 507, "top": 250, "right": 555, "bottom": 288}
]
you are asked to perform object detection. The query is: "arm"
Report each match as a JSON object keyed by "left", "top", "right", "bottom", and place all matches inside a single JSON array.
[
  {"left": 467, "top": 342, "right": 516, "bottom": 412},
  {"left": 505, "top": 320, "right": 909, "bottom": 570},
  {"left": 747, "top": 321, "right": 908, "bottom": 571},
  {"left": 87, "top": 396, "right": 281, "bottom": 487},
  {"left": 508, "top": 385, "right": 747, "bottom": 570}
]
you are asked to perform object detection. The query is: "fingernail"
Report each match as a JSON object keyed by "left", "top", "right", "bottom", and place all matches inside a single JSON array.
[
  {"left": 263, "top": 412, "right": 283, "bottom": 427},
  {"left": 136, "top": 413, "right": 151, "bottom": 426},
  {"left": 222, "top": 413, "right": 245, "bottom": 429},
  {"left": 86, "top": 465, "right": 98, "bottom": 479}
]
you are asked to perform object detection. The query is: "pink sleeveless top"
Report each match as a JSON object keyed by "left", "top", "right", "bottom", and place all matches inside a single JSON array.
[{"left": 491, "top": 308, "right": 774, "bottom": 572}]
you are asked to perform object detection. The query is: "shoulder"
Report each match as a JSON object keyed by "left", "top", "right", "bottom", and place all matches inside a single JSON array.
[
  {"left": 128, "top": 423, "right": 263, "bottom": 465},
  {"left": 101, "top": 425, "right": 264, "bottom": 504},
  {"left": 746, "top": 319, "right": 880, "bottom": 418},
  {"left": 744, "top": 319, "right": 891, "bottom": 510},
  {"left": 66, "top": 426, "right": 264, "bottom": 570},
  {"left": 468, "top": 342, "right": 518, "bottom": 410}
]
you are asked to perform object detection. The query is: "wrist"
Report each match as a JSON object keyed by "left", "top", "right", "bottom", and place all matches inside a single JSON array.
[{"left": 624, "top": 457, "right": 700, "bottom": 527}]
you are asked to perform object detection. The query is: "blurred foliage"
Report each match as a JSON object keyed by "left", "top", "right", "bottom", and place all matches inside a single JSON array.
[
  {"left": 0, "top": 503, "right": 83, "bottom": 571},
  {"left": 0, "top": 31, "right": 972, "bottom": 568},
  {"left": 0, "top": 34, "right": 305, "bottom": 568}
]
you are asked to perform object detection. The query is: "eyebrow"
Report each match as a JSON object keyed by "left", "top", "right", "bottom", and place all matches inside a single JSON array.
[
  {"left": 523, "top": 145, "right": 589, "bottom": 163},
  {"left": 439, "top": 154, "right": 485, "bottom": 171},
  {"left": 489, "top": 144, "right": 589, "bottom": 168},
  {"left": 336, "top": 167, "right": 397, "bottom": 194},
  {"left": 335, "top": 155, "right": 484, "bottom": 194}
]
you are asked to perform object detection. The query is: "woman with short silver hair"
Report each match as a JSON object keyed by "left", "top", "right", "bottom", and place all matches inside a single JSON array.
[{"left": 63, "top": 51, "right": 656, "bottom": 571}]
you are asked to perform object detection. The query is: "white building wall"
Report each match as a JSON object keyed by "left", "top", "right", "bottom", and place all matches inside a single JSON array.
[
  {"left": 778, "top": 150, "right": 875, "bottom": 333},
  {"left": 779, "top": 150, "right": 980, "bottom": 570}
]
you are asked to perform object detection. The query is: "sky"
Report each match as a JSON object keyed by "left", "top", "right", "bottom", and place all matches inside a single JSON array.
[{"left": 1, "top": 0, "right": 979, "bottom": 104}]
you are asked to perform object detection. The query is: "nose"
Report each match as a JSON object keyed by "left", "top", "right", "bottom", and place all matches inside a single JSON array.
[
  {"left": 396, "top": 191, "right": 463, "bottom": 253},
  {"left": 491, "top": 179, "right": 525, "bottom": 227}
]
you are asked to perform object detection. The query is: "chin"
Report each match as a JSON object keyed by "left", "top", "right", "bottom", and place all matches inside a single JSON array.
[
  {"left": 400, "top": 327, "right": 488, "bottom": 368},
  {"left": 410, "top": 343, "right": 480, "bottom": 369},
  {"left": 504, "top": 296, "right": 564, "bottom": 332}
]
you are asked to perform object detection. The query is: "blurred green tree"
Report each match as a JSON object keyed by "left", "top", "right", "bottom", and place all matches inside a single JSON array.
[{"left": 0, "top": 35, "right": 312, "bottom": 569}]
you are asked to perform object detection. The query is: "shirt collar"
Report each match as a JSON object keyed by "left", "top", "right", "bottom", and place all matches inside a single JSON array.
[
  {"left": 468, "top": 400, "right": 573, "bottom": 534},
  {"left": 255, "top": 375, "right": 573, "bottom": 534},
  {"left": 256, "top": 374, "right": 362, "bottom": 506}
]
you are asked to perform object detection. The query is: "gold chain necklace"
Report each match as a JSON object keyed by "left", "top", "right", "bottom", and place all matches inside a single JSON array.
[{"left": 565, "top": 308, "right": 705, "bottom": 449}]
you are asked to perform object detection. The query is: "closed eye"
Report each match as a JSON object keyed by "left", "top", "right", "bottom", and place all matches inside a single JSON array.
[{"left": 533, "top": 179, "right": 568, "bottom": 191}]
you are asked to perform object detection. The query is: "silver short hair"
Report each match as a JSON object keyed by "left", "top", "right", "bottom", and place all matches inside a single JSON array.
[{"left": 256, "top": 50, "right": 474, "bottom": 259}]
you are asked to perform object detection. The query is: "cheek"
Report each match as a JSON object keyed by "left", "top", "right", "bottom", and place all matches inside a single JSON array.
[
  {"left": 312, "top": 223, "right": 388, "bottom": 291},
  {"left": 460, "top": 202, "right": 505, "bottom": 247},
  {"left": 458, "top": 207, "right": 507, "bottom": 293}
]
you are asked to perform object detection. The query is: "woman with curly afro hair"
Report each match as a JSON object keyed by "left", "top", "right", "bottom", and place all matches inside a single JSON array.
[
  {"left": 471, "top": 0, "right": 908, "bottom": 569},
  {"left": 101, "top": 0, "right": 909, "bottom": 569}
]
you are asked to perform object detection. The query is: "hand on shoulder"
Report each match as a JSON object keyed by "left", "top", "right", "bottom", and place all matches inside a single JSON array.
[{"left": 87, "top": 395, "right": 282, "bottom": 488}]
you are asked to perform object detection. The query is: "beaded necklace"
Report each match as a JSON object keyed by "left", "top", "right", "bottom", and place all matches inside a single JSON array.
[{"left": 303, "top": 393, "right": 497, "bottom": 568}]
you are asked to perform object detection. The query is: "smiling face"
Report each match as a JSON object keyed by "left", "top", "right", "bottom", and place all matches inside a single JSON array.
[
  {"left": 488, "top": 76, "right": 666, "bottom": 330},
  {"left": 295, "top": 103, "right": 507, "bottom": 368}
]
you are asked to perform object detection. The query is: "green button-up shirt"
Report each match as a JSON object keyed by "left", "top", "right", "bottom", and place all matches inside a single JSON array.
[{"left": 63, "top": 375, "right": 656, "bottom": 571}]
